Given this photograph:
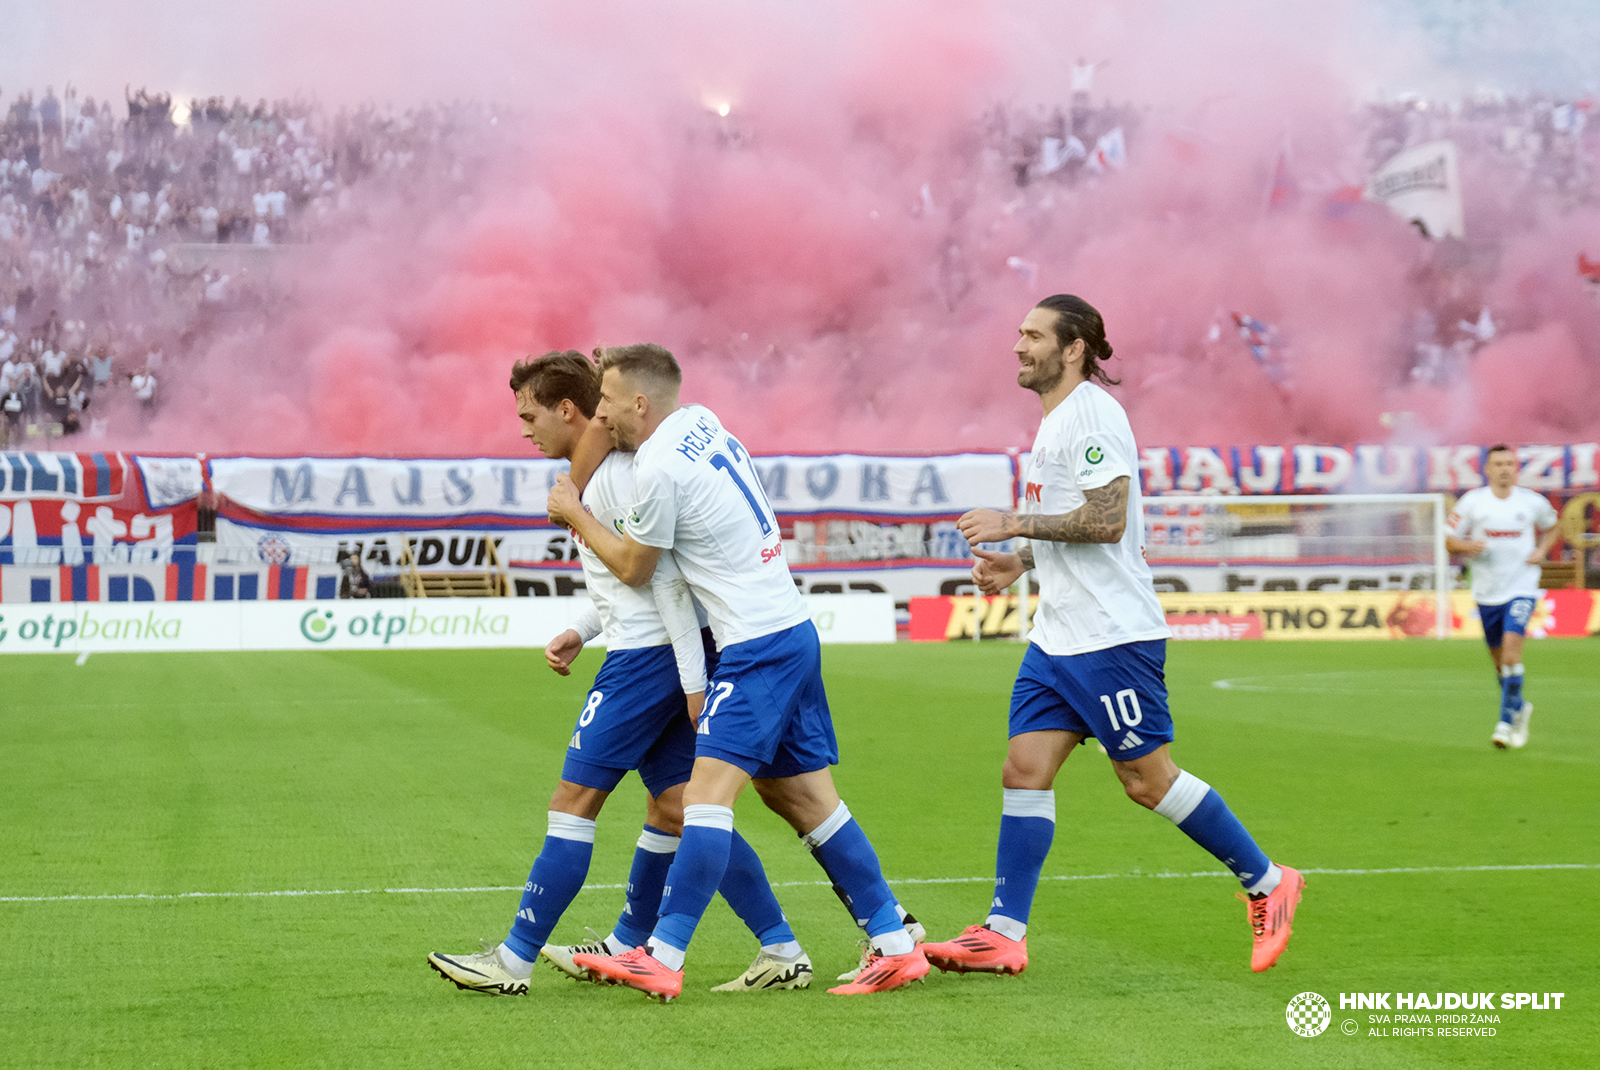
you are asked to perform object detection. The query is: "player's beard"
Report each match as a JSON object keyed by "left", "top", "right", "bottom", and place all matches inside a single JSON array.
[
  {"left": 1019, "top": 348, "right": 1065, "bottom": 395},
  {"left": 606, "top": 421, "right": 636, "bottom": 451}
]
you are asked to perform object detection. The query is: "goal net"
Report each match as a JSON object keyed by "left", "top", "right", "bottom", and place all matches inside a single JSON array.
[{"left": 1142, "top": 493, "right": 1452, "bottom": 636}]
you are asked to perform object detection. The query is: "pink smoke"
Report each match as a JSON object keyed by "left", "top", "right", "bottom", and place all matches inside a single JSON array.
[{"left": 45, "top": 0, "right": 1597, "bottom": 457}]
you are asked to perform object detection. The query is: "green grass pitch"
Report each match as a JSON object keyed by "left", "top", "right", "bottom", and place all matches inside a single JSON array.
[{"left": 1, "top": 637, "right": 1595, "bottom": 1069}]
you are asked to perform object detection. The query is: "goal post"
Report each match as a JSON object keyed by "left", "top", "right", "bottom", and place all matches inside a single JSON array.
[{"left": 1141, "top": 493, "right": 1453, "bottom": 638}]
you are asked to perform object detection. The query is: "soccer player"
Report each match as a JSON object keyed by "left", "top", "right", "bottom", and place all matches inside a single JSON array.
[
  {"left": 1445, "top": 444, "right": 1560, "bottom": 749},
  {"left": 545, "top": 344, "right": 926, "bottom": 1001},
  {"left": 428, "top": 350, "right": 813, "bottom": 996},
  {"left": 919, "top": 295, "right": 1304, "bottom": 977}
]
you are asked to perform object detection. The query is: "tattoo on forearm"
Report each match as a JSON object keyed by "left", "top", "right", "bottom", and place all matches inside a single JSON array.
[
  {"left": 1009, "top": 477, "right": 1129, "bottom": 544},
  {"left": 1018, "top": 545, "right": 1035, "bottom": 570}
]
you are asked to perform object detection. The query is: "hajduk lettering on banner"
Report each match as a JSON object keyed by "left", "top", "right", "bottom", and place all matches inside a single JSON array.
[{"left": 1135, "top": 443, "right": 1599, "bottom": 497}]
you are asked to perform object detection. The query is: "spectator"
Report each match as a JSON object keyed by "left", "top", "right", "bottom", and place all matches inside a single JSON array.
[{"left": 130, "top": 365, "right": 157, "bottom": 419}]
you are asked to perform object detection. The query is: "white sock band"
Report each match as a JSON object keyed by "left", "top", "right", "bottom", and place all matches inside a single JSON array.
[
  {"left": 1245, "top": 863, "right": 1283, "bottom": 896},
  {"left": 495, "top": 942, "right": 535, "bottom": 977},
  {"left": 761, "top": 941, "right": 803, "bottom": 960},
  {"left": 547, "top": 811, "right": 597, "bottom": 843},
  {"left": 802, "top": 801, "right": 853, "bottom": 850},
  {"left": 637, "top": 828, "right": 681, "bottom": 854},
  {"left": 1152, "top": 771, "right": 1210, "bottom": 825},
  {"left": 1510, "top": 663, "right": 1524, "bottom": 676},
  {"left": 648, "top": 940, "right": 686, "bottom": 970},
  {"left": 682, "top": 803, "right": 735, "bottom": 832},
  {"left": 1002, "top": 788, "right": 1056, "bottom": 821},
  {"left": 985, "top": 915, "right": 1028, "bottom": 942}
]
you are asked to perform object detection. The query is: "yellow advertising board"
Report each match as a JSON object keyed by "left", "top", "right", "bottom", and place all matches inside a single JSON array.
[{"left": 1159, "top": 591, "right": 1479, "bottom": 640}]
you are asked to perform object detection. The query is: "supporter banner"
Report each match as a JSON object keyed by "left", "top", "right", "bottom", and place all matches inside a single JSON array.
[
  {"left": 209, "top": 456, "right": 568, "bottom": 528},
  {"left": 1, "top": 563, "right": 206, "bottom": 603},
  {"left": 0, "top": 594, "right": 894, "bottom": 653},
  {"left": 1365, "top": 140, "right": 1465, "bottom": 240},
  {"left": 752, "top": 453, "right": 1014, "bottom": 518},
  {"left": 1137, "top": 443, "right": 1600, "bottom": 496},
  {"left": 1, "top": 452, "right": 201, "bottom": 569},
  {"left": 216, "top": 517, "right": 559, "bottom": 573},
  {"left": 908, "top": 590, "right": 1599, "bottom": 641}
]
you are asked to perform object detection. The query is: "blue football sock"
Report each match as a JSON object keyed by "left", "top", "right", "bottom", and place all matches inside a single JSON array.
[
  {"left": 986, "top": 789, "right": 1056, "bottom": 934},
  {"left": 1154, "top": 771, "right": 1272, "bottom": 891},
  {"left": 503, "top": 812, "right": 596, "bottom": 961},
  {"left": 719, "top": 830, "right": 795, "bottom": 947},
  {"left": 651, "top": 805, "right": 734, "bottom": 959},
  {"left": 803, "top": 802, "right": 897, "bottom": 938},
  {"left": 1499, "top": 664, "right": 1524, "bottom": 723},
  {"left": 610, "top": 825, "right": 679, "bottom": 950}
]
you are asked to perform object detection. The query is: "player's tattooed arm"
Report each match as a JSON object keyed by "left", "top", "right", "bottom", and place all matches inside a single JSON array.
[
  {"left": 1017, "top": 544, "right": 1035, "bottom": 570},
  {"left": 958, "top": 477, "right": 1129, "bottom": 546},
  {"left": 1012, "top": 476, "right": 1129, "bottom": 543}
]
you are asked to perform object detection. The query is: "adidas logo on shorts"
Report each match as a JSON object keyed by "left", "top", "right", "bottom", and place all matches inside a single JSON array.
[{"left": 1116, "top": 730, "right": 1145, "bottom": 751}]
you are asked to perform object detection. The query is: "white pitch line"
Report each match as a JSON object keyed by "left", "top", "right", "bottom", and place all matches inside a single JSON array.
[{"left": 2, "top": 863, "right": 1593, "bottom": 905}]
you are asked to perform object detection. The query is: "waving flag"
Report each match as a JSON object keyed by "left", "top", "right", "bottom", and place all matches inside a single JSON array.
[
  {"left": 1232, "top": 312, "right": 1291, "bottom": 399},
  {"left": 1084, "top": 128, "right": 1126, "bottom": 174}
]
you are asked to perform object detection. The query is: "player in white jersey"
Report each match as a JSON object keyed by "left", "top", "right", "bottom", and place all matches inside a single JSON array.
[
  {"left": 429, "top": 351, "right": 813, "bottom": 997},
  {"left": 545, "top": 343, "right": 926, "bottom": 1001},
  {"left": 1445, "top": 445, "right": 1560, "bottom": 749},
  {"left": 920, "top": 295, "right": 1304, "bottom": 978}
]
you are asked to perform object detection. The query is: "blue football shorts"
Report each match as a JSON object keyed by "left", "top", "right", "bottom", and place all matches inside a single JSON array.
[
  {"left": 561, "top": 629, "right": 718, "bottom": 798},
  {"left": 694, "top": 621, "right": 839, "bottom": 779},
  {"left": 1008, "top": 639, "right": 1175, "bottom": 761},
  {"left": 1478, "top": 597, "right": 1536, "bottom": 649}
]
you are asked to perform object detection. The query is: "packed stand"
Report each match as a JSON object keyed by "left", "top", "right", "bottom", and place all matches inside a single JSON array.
[{"left": 0, "top": 83, "right": 502, "bottom": 444}]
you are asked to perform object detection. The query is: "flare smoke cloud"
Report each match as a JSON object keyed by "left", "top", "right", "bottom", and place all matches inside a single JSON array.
[{"left": 7, "top": 0, "right": 1599, "bottom": 455}]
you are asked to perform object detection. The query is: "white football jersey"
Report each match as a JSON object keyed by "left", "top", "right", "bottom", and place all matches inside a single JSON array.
[
  {"left": 626, "top": 405, "right": 809, "bottom": 648},
  {"left": 1448, "top": 485, "right": 1558, "bottom": 605},
  {"left": 575, "top": 452, "right": 693, "bottom": 650},
  {"left": 1022, "top": 382, "right": 1170, "bottom": 656}
]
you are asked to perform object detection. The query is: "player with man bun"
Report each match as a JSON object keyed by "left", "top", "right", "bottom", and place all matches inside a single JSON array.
[{"left": 920, "top": 295, "right": 1304, "bottom": 978}]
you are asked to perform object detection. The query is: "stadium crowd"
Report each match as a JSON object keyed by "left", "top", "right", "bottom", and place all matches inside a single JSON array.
[
  {"left": 0, "top": 83, "right": 501, "bottom": 444},
  {"left": 0, "top": 77, "right": 1592, "bottom": 444}
]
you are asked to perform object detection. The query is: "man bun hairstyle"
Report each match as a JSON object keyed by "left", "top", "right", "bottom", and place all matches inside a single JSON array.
[
  {"left": 595, "top": 342, "right": 682, "bottom": 398},
  {"left": 509, "top": 349, "right": 600, "bottom": 418},
  {"left": 1035, "top": 294, "right": 1119, "bottom": 386}
]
